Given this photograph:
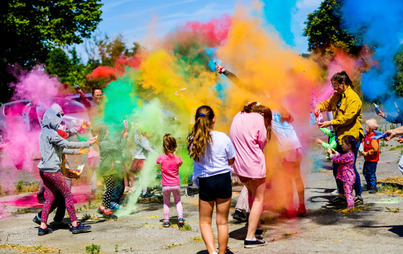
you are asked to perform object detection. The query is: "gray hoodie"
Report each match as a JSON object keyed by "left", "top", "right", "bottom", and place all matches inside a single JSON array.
[{"left": 37, "top": 108, "right": 89, "bottom": 173}]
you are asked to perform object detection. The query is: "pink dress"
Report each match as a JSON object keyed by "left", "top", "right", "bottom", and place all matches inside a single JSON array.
[{"left": 230, "top": 112, "right": 267, "bottom": 178}]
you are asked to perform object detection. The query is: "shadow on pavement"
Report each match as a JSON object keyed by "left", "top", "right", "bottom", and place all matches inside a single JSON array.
[{"left": 355, "top": 224, "right": 403, "bottom": 237}]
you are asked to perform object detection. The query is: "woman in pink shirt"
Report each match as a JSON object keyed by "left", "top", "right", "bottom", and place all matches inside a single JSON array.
[
  {"left": 230, "top": 102, "right": 272, "bottom": 248},
  {"left": 156, "top": 134, "right": 184, "bottom": 228}
]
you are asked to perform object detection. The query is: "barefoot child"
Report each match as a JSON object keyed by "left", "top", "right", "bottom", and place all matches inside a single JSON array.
[
  {"left": 156, "top": 134, "right": 184, "bottom": 227},
  {"left": 327, "top": 135, "right": 357, "bottom": 210}
]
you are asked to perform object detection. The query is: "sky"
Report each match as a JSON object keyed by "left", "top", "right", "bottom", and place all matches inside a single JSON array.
[{"left": 78, "top": 0, "right": 322, "bottom": 61}]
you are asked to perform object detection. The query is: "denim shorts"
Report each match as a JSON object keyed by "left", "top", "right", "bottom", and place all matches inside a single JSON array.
[{"left": 199, "top": 172, "right": 232, "bottom": 201}]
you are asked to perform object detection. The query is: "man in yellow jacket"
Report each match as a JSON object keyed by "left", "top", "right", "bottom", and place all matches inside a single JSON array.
[{"left": 314, "top": 71, "right": 364, "bottom": 206}]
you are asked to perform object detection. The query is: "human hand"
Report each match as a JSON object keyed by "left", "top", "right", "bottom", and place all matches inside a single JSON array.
[
  {"left": 123, "top": 131, "right": 129, "bottom": 139},
  {"left": 318, "top": 121, "right": 331, "bottom": 128},
  {"left": 89, "top": 137, "right": 97, "bottom": 145},
  {"left": 123, "top": 120, "right": 128, "bottom": 131},
  {"left": 398, "top": 136, "right": 403, "bottom": 143},
  {"left": 376, "top": 108, "right": 385, "bottom": 118},
  {"left": 384, "top": 130, "right": 396, "bottom": 141},
  {"left": 315, "top": 138, "right": 323, "bottom": 145},
  {"left": 215, "top": 64, "right": 226, "bottom": 74}
]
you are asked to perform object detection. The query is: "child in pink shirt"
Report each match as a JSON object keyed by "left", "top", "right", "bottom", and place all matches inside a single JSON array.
[
  {"left": 156, "top": 134, "right": 184, "bottom": 228},
  {"left": 327, "top": 135, "right": 356, "bottom": 210}
]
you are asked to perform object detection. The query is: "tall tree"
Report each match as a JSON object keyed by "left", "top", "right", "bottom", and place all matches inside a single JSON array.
[
  {"left": 303, "top": 0, "right": 362, "bottom": 55},
  {"left": 393, "top": 48, "right": 403, "bottom": 96},
  {"left": 0, "top": 0, "right": 103, "bottom": 102}
]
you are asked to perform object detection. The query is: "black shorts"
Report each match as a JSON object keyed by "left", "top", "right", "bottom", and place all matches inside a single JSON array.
[{"left": 199, "top": 172, "right": 232, "bottom": 201}]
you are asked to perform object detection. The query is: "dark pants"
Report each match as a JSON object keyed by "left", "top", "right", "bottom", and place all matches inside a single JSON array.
[
  {"left": 111, "top": 178, "right": 125, "bottom": 203},
  {"left": 363, "top": 161, "right": 377, "bottom": 189},
  {"left": 111, "top": 164, "right": 125, "bottom": 204},
  {"left": 38, "top": 190, "right": 66, "bottom": 222},
  {"left": 333, "top": 141, "right": 362, "bottom": 196}
]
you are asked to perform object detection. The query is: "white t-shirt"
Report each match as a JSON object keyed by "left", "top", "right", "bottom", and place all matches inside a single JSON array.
[
  {"left": 271, "top": 113, "right": 302, "bottom": 162},
  {"left": 192, "top": 131, "right": 236, "bottom": 188}
]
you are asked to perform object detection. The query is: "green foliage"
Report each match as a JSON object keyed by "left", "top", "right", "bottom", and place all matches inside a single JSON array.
[
  {"left": 0, "top": 0, "right": 103, "bottom": 102},
  {"left": 45, "top": 47, "right": 99, "bottom": 89},
  {"left": 179, "top": 223, "right": 192, "bottom": 231},
  {"left": 96, "top": 34, "right": 142, "bottom": 67},
  {"left": 393, "top": 48, "right": 403, "bottom": 96},
  {"left": 303, "top": 0, "right": 362, "bottom": 55},
  {"left": 85, "top": 244, "right": 101, "bottom": 254}
]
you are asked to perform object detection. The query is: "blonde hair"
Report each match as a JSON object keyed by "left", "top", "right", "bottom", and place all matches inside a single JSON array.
[
  {"left": 366, "top": 118, "right": 378, "bottom": 130},
  {"left": 187, "top": 105, "right": 215, "bottom": 162},
  {"left": 163, "top": 134, "right": 177, "bottom": 154}
]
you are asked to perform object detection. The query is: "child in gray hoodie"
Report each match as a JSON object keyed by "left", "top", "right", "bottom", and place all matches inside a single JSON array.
[{"left": 37, "top": 107, "right": 96, "bottom": 236}]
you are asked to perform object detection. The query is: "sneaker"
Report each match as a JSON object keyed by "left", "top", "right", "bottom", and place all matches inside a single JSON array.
[
  {"left": 163, "top": 221, "right": 170, "bottom": 228},
  {"left": 141, "top": 192, "right": 154, "bottom": 198},
  {"left": 178, "top": 218, "right": 185, "bottom": 227},
  {"left": 185, "top": 186, "right": 193, "bottom": 197},
  {"left": 98, "top": 207, "right": 118, "bottom": 220},
  {"left": 369, "top": 188, "right": 377, "bottom": 194},
  {"left": 33, "top": 215, "right": 41, "bottom": 225},
  {"left": 38, "top": 227, "right": 53, "bottom": 236},
  {"left": 329, "top": 196, "right": 347, "bottom": 205},
  {"left": 71, "top": 222, "right": 91, "bottom": 234},
  {"left": 354, "top": 196, "right": 364, "bottom": 205},
  {"left": 232, "top": 209, "right": 248, "bottom": 222},
  {"left": 244, "top": 238, "right": 267, "bottom": 248}
]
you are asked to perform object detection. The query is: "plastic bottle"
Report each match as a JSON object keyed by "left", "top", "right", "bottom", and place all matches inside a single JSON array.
[
  {"left": 373, "top": 103, "right": 381, "bottom": 114},
  {"left": 315, "top": 112, "right": 324, "bottom": 126}
]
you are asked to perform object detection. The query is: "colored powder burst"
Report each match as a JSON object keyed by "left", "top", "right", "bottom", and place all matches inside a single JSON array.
[
  {"left": 1, "top": 70, "right": 63, "bottom": 185},
  {"left": 341, "top": 0, "right": 403, "bottom": 100},
  {"left": 117, "top": 99, "right": 176, "bottom": 215},
  {"left": 262, "top": 0, "right": 297, "bottom": 47},
  {"left": 11, "top": 69, "right": 61, "bottom": 104},
  {"left": 215, "top": 3, "right": 322, "bottom": 211},
  {"left": 316, "top": 48, "right": 364, "bottom": 103},
  {"left": 103, "top": 75, "right": 139, "bottom": 134}
]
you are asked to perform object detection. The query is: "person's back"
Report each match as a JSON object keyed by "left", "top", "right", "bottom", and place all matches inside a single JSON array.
[
  {"left": 193, "top": 131, "right": 235, "bottom": 182},
  {"left": 230, "top": 111, "right": 267, "bottom": 179},
  {"left": 158, "top": 154, "right": 182, "bottom": 186}
]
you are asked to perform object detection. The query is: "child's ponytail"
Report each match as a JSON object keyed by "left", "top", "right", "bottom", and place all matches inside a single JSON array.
[{"left": 187, "top": 106, "right": 215, "bottom": 162}]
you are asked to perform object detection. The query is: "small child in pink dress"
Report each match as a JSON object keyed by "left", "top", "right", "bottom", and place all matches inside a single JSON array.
[
  {"left": 327, "top": 135, "right": 357, "bottom": 210},
  {"left": 156, "top": 134, "right": 184, "bottom": 227}
]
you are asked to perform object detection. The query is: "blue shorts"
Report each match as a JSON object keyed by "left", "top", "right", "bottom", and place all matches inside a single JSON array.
[{"left": 199, "top": 172, "right": 232, "bottom": 201}]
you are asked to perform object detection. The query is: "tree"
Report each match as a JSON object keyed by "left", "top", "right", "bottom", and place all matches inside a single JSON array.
[
  {"left": 303, "top": 0, "right": 362, "bottom": 55},
  {"left": 96, "top": 35, "right": 142, "bottom": 66},
  {"left": 0, "top": 0, "right": 103, "bottom": 102},
  {"left": 393, "top": 48, "right": 403, "bottom": 96}
]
